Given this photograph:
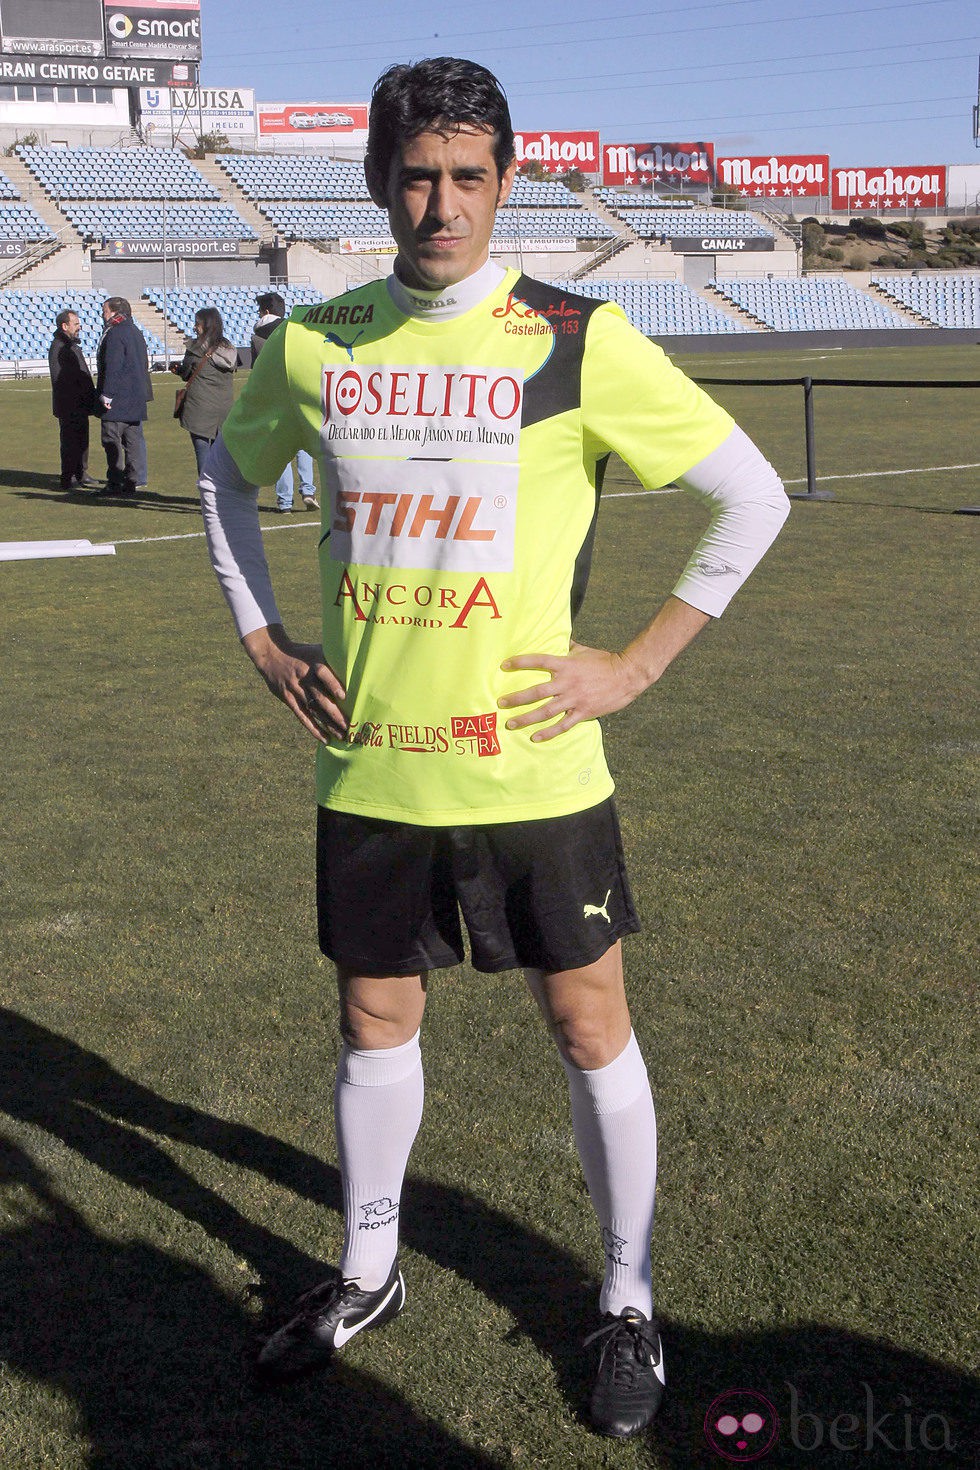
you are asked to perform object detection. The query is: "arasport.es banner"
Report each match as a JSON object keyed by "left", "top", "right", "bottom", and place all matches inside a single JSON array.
[
  {"left": 513, "top": 131, "right": 601, "bottom": 175},
  {"left": 258, "top": 102, "right": 367, "bottom": 135},
  {"left": 602, "top": 141, "right": 714, "bottom": 187},
  {"left": 830, "top": 165, "right": 947, "bottom": 211},
  {"left": 715, "top": 154, "right": 830, "bottom": 199},
  {"left": 104, "top": 0, "right": 200, "bottom": 60}
]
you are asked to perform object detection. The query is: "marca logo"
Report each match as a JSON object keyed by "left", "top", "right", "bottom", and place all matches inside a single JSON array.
[
  {"left": 831, "top": 165, "right": 946, "bottom": 210},
  {"left": 302, "top": 302, "right": 375, "bottom": 328},
  {"left": 603, "top": 140, "right": 714, "bottom": 186},
  {"left": 513, "top": 131, "right": 600, "bottom": 171},
  {"left": 716, "top": 154, "right": 829, "bottom": 196}
]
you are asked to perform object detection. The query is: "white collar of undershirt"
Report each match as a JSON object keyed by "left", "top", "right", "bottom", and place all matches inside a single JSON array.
[{"left": 386, "top": 258, "right": 507, "bottom": 321}]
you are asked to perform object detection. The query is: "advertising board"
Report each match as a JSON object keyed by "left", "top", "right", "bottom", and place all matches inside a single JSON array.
[
  {"left": 715, "top": 154, "right": 830, "bottom": 199},
  {"left": 258, "top": 102, "right": 367, "bottom": 135},
  {"left": 830, "top": 166, "right": 947, "bottom": 211},
  {"left": 104, "top": 0, "right": 201, "bottom": 60},
  {"left": 0, "top": 0, "right": 104, "bottom": 57},
  {"left": 139, "top": 85, "right": 255, "bottom": 137},
  {"left": 514, "top": 131, "right": 600, "bottom": 175},
  {"left": 0, "top": 52, "right": 194, "bottom": 83},
  {"left": 603, "top": 141, "right": 714, "bottom": 187}
]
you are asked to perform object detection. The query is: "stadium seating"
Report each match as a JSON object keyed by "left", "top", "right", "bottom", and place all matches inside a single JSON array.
[
  {"left": 0, "top": 203, "right": 55, "bottom": 242},
  {"left": 871, "top": 273, "right": 980, "bottom": 329},
  {"left": 603, "top": 204, "right": 774, "bottom": 241},
  {"left": 712, "top": 276, "right": 910, "bottom": 331},
  {"left": 257, "top": 202, "right": 390, "bottom": 240},
  {"left": 61, "top": 203, "right": 256, "bottom": 242},
  {"left": 255, "top": 200, "right": 612, "bottom": 244},
  {"left": 593, "top": 187, "right": 695, "bottom": 208},
  {"left": 0, "top": 288, "right": 165, "bottom": 363},
  {"left": 552, "top": 277, "right": 749, "bottom": 335},
  {"left": 506, "top": 179, "right": 583, "bottom": 208},
  {"left": 0, "top": 170, "right": 19, "bottom": 201},
  {"left": 143, "top": 284, "right": 324, "bottom": 348},
  {"left": 16, "top": 146, "right": 218, "bottom": 200},
  {"left": 216, "top": 154, "right": 369, "bottom": 201},
  {"left": 494, "top": 208, "right": 612, "bottom": 240}
]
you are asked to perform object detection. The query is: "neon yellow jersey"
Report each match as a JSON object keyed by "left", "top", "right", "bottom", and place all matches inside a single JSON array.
[{"left": 222, "top": 268, "right": 733, "bottom": 825}]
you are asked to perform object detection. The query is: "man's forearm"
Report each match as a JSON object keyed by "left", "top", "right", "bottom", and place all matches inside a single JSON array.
[
  {"left": 619, "top": 595, "right": 711, "bottom": 695},
  {"left": 199, "top": 433, "right": 282, "bottom": 638}
]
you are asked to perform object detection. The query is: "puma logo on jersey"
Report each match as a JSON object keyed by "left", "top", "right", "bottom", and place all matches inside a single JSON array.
[
  {"left": 324, "top": 329, "right": 364, "bottom": 361},
  {"left": 583, "top": 889, "right": 612, "bottom": 921}
]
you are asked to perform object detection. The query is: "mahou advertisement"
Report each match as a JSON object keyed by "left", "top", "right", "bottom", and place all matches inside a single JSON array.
[
  {"left": 258, "top": 102, "right": 367, "bottom": 135},
  {"left": 715, "top": 154, "right": 830, "bottom": 199},
  {"left": 830, "top": 165, "right": 947, "bottom": 211},
  {"left": 513, "top": 131, "right": 600, "bottom": 175},
  {"left": 602, "top": 141, "right": 714, "bottom": 187}
]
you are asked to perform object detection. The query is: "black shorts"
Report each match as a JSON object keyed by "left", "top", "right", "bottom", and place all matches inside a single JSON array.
[{"left": 316, "top": 797, "right": 640, "bottom": 976}]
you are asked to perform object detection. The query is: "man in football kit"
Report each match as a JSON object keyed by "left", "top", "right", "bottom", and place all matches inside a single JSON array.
[{"left": 200, "top": 57, "right": 790, "bottom": 1439}]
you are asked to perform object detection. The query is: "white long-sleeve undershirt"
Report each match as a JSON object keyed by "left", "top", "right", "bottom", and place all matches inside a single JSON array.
[{"left": 199, "top": 423, "right": 789, "bottom": 641}]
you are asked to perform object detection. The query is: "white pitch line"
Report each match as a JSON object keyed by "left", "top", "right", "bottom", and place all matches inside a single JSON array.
[
  {"left": 113, "top": 517, "right": 319, "bottom": 546},
  {"left": 607, "top": 461, "right": 980, "bottom": 499},
  {"left": 100, "top": 462, "right": 980, "bottom": 546},
  {"left": 783, "top": 462, "right": 980, "bottom": 484}
]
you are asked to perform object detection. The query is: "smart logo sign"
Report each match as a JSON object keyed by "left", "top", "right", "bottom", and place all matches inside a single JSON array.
[
  {"left": 830, "top": 165, "right": 946, "bottom": 211},
  {"left": 104, "top": 0, "right": 201, "bottom": 59},
  {"left": 514, "top": 131, "right": 600, "bottom": 175},
  {"left": 716, "top": 154, "right": 830, "bottom": 199},
  {"left": 602, "top": 141, "right": 714, "bottom": 187}
]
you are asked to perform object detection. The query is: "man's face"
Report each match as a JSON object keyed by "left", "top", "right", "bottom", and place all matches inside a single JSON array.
[
  {"left": 370, "top": 125, "right": 516, "bottom": 292},
  {"left": 101, "top": 302, "right": 114, "bottom": 323},
  {"left": 63, "top": 313, "right": 81, "bottom": 339}
]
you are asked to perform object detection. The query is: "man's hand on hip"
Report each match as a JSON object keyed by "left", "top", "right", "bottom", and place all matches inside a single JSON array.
[
  {"left": 498, "top": 596, "right": 712, "bottom": 742},
  {"left": 497, "top": 643, "right": 645, "bottom": 742},
  {"left": 242, "top": 623, "right": 348, "bottom": 743}
]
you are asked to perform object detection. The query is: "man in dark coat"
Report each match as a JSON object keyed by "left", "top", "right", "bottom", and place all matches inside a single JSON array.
[
  {"left": 95, "top": 296, "right": 152, "bottom": 496},
  {"left": 48, "top": 308, "right": 97, "bottom": 490}
]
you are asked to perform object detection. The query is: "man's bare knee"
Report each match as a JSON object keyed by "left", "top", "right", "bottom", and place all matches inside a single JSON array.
[
  {"left": 337, "top": 970, "right": 427, "bottom": 1050},
  {"left": 526, "top": 945, "right": 632, "bottom": 1070}
]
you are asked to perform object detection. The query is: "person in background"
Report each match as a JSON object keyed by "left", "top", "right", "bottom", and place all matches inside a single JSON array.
[
  {"left": 169, "top": 307, "right": 238, "bottom": 475},
  {"left": 95, "top": 296, "right": 152, "bottom": 497},
  {"left": 47, "top": 308, "right": 98, "bottom": 491},
  {"left": 251, "top": 290, "right": 319, "bottom": 513}
]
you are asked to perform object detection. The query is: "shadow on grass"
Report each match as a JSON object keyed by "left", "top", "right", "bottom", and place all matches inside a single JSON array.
[{"left": 0, "top": 1009, "right": 976, "bottom": 1469}]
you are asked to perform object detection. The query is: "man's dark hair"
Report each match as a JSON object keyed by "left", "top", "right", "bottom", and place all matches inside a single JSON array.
[
  {"left": 55, "top": 308, "right": 75, "bottom": 329},
  {"left": 104, "top": 296, "right": 131, "bottom": 318},
  {"left": 256, "top": 291, "right": 285, "bottom": 317},
  {"left": 367, "top": 57, "right": 515, "bottom": 186}
]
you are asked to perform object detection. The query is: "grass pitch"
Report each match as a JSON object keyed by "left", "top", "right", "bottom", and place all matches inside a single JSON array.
[{"left": 0, "top": 345, "right": 977, "bottom": 1468}]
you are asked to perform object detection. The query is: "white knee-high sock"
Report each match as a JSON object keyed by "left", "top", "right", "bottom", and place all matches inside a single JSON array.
[
  {"left": 562, "top": 1030, "right": 657, "bottom": 1318},
  {"left": 334, "top": 1030, "right": 423, "bottom": 1289}
]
